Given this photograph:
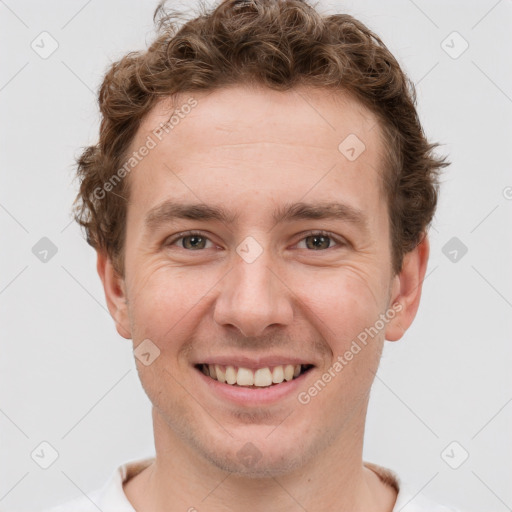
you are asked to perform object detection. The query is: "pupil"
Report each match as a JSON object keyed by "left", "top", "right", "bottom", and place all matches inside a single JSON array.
[
  {"left": 185, "top": 235, "right": 205, "bottom": 249},
  {"left": 308, "top": 235, "right": 329, "bottom": 250}
]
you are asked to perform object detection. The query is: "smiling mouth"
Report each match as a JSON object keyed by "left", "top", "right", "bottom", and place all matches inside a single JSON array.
[{"left": 195, "top": 363, "right": 314, "bottom": 388}]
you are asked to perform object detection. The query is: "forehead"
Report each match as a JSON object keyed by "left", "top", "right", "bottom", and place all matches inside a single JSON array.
[
  {"left": 140, "top": 85, "right": 381, "bottom": 154},
  {"left": 125, "top": 85, "right": 386, "bottom": 222}
]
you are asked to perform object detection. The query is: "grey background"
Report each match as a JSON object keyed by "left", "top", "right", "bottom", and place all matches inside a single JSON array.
[{"left": 1, "top": 0, "right": 511, "bottom": 511}]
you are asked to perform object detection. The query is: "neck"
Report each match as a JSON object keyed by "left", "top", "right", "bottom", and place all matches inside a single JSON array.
[{"left": 124, "top": 404, "right": 397, "bottom": 512}]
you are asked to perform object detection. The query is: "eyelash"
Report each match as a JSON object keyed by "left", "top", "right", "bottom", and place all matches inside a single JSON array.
[{"left": 165, "top": 230, "right": 346, "bottom": 251}]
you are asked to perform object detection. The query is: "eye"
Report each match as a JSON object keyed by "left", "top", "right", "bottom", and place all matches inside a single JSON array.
[
  {"left": 165, "top": 231, "right": 215, "bottom": 250},
  {"left": 165, "top": 230, "right": 346, "bottom": 252},
  {"left": 295, "top": 230, "right": 345, "bottom": 251}
]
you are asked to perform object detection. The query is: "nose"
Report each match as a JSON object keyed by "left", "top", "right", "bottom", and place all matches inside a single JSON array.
[{"left": 213, "top": 249, "right": 294, "bottom": 338}]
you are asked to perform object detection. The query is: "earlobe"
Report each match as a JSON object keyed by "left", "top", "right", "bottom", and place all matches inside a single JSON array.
[
  {"left": 385, "top": 235, "right": 430, "bottom": 342},
  {"left": 96, "top": 251, "right": 132, "bottom": 340}
]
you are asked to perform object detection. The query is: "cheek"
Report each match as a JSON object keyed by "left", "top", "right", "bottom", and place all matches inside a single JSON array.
[
  {"left": 126, "top": 262, "right": 236, "bottom": 372},
  {"left": 293, "top": 265, "right": 389, "bottom": 362},
  {"left": 127, "top": 265, "right": 209, "bottom": 342},
  {"left": 294, "top": 269, "right": 387, "bottom": 411},
  {"left": 300, "top": 264, "right": 386, "bottom": 322}
]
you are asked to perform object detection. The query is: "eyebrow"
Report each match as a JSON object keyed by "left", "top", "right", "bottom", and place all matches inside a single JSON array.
[{"left": 144, "top": 200, "right": 368, "bottom": 232}]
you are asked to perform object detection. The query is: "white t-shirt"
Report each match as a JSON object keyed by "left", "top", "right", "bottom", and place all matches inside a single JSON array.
[{"left": 41, "top": 457, "right": 462, "bottom": 512}]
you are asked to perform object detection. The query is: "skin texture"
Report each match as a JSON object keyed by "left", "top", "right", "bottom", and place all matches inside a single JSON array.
[{"left": 97, "top": 84, "right": 429, "bottom": 512}]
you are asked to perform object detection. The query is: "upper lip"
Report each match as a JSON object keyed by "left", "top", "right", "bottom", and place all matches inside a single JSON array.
[{"left": 193, "top": 355, "right": 316, "bottom": 370}]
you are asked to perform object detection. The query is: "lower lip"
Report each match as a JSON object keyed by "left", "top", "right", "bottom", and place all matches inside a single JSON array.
[{"left": 195, "top": 366, "right": 312, "bottom": 406}]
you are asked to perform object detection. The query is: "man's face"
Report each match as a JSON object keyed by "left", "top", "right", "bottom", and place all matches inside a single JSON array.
[{"left": 104, "top": 85, "right": 408, "bottom": 476}]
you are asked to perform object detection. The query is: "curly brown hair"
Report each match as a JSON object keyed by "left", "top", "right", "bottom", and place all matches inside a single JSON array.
[{"left": 73, "top": 0, "right": 449, "bottom": 276}]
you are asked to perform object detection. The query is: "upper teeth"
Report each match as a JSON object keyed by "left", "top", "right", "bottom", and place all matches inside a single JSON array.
[{"left": 201, "top": 364, "right": 304, "bottom": 387}]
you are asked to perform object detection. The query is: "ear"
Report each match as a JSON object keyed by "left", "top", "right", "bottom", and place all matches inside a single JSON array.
[
  {"left": 96, "top": 251, "right": 131, "bottom": 339},
  {"left": 385, "top": 234, "right": 430, "bottom": 342}
]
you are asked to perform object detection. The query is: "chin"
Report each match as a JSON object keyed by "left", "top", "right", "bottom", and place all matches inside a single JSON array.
[
  {"left": 192, "top": 421, "right": 320, "bottom": 478},
  {"left": 202, "top": 443, "right": 307, "bottom": 478}
]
